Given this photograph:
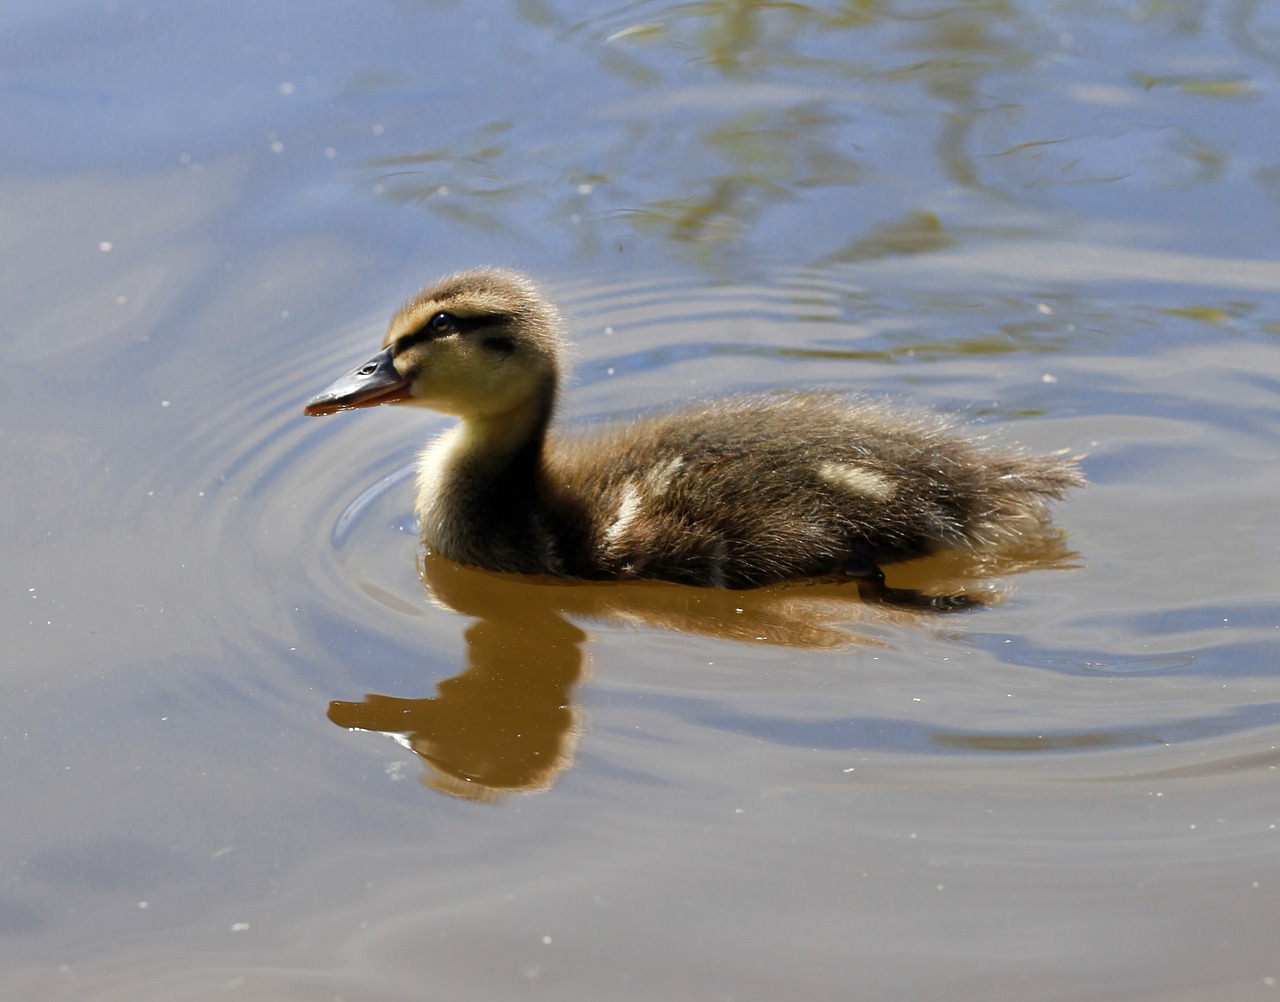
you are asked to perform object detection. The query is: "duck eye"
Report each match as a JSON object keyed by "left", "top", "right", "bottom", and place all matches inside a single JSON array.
[{"left": 427, "top": 312, "right": 456, "bottom": 334}]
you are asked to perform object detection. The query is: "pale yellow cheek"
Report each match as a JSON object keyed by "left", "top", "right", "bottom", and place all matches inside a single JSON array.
[{"left": 404, "top": 357, "right": 481, "bottom": 413}]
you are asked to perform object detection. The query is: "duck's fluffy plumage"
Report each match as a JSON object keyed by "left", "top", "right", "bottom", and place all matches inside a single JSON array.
[{"left": 305, "top": 268, "right": 1082, "bottom": 592}]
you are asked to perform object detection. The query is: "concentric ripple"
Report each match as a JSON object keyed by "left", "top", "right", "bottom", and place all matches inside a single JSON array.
[{"left": 144, "top": 268, "right": 1280, "bottom": 796}]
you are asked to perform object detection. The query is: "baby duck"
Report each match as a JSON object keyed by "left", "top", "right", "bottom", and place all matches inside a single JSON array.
[{"left": 305, "top": 269, "right": 1082, "bottom": 601}]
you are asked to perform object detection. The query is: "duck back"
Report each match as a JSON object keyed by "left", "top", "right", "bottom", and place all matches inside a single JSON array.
[{"left": 532, "top": 394, "right": 1080, "bottom": 588}]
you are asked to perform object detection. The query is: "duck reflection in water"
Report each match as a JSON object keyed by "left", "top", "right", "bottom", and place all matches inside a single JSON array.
[{"left": 327, "top": 533, "right": 1079, "bottom": 802}]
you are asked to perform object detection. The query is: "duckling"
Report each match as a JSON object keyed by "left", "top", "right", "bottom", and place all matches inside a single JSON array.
[{"left": 305, "top": 269, "right": 1082, "bottom": 603}]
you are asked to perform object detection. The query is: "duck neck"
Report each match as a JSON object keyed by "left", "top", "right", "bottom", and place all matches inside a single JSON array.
[
  {"left": 460, "top": 398, "right": 552, "bottom": 495},
  {"left": 471, "top": 375, "right": 556, "bottom": 472},
  {"left": 417, "top": 384, "right": 557, "bottom": 544}
]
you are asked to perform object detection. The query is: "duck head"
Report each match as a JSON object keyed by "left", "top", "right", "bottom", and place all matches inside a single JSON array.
[{"left": 304, "top": 268, "right": 563, "bottom": 425}]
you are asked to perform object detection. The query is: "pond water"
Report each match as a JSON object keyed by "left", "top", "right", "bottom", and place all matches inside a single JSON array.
[{"left": 4, "top": 0, "right": 1280, "bottom": 998}]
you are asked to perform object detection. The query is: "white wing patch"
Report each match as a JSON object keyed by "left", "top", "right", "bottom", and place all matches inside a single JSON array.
[
  {"left": 604, "top": 456, "right": 685, "bottom": 553},
  {"left": 646, "top": 454, "right": 685, "bottom": 495},
  {"left": 818, "top": 461, "right": 896, "bottom": 501},
  {"left": 604, "top": 482, "right": 643, "bottom": 547}
]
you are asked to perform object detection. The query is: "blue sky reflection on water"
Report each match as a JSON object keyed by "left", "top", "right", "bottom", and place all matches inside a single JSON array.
[{"left": 5, "top": 0, "right": 1278, "bottom": 271}]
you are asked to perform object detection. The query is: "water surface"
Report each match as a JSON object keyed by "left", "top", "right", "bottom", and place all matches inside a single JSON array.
[{"left": 3, "top": 1, "right": 1280, "bottom": 999}]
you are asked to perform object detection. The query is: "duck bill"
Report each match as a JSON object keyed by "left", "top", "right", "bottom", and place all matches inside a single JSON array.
[{"left": 304, "top": 347, "right": 413, "bottom": 416}]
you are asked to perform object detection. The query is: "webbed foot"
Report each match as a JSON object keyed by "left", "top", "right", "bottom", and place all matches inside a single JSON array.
[{"left": 844, "top": 556, "right": 982, "bottom": 613}]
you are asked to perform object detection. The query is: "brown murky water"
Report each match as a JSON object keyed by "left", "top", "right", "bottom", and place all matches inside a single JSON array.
[{"left": 4, "top": 2, "right": 1280, "bottom": 999}]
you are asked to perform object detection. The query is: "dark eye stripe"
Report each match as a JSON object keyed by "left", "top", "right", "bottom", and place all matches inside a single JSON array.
[{"left": 392, "top": 313, "right": 508, "bottom": 354}]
